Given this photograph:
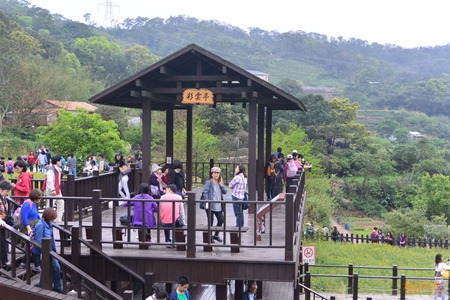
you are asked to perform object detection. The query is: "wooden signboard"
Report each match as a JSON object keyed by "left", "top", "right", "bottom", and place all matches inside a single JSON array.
[{"left": 182, "top": 88, "right": 214, "bottom": 105}]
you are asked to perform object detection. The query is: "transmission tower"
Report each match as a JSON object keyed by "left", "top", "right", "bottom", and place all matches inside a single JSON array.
[{"left": 98, "top": 0, "right": 120, "bottom": 28}]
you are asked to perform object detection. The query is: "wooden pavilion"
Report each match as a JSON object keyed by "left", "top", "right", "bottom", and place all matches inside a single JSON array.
[{"left": 89, "top": 43, "right": 306, "bottom": 203}]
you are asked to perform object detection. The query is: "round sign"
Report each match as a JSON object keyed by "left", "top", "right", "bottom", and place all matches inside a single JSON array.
[{"left": 303, "top": 247, "right": 314, "bottom": 258}]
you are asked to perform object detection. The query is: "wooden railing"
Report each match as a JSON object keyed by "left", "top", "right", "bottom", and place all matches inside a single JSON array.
[
  {"left": 186, "top": 160, "right": 249, "bottom": 185},
  {"left": 52, "top": 170, "right": 305, "bottom": 261},
  {"left": 0, "top": 223, "right": 134, "bottom": 299},
  {"left": 299, "top": 263, "right": 450, "bottom": 300},
  {"left": 321, "top": 233, "right": 450, "bottom": 249}
]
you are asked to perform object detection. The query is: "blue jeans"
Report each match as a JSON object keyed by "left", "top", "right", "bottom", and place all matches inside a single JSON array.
[
  {"left": 433, "top": 280, "right": 446, "bottom": 300},
  {"left": 39, "top": 258, "right": 62, "bottom": 292},
  {"left": 161, "top": 223, "right": 174, "bottom": 242},
  {"left": 68, "top": 168, "right": 77, "bottom": 177},
  {"left": 232, "top": 195, "right": 244, "bottom": 227}
]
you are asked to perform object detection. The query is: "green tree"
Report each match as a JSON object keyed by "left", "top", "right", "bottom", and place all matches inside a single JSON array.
[
  {"left": 124, "top": 45, "right": 159, "bottom": 74},
  {"left": 412, "top": 174, "right": 450, "bottom": 223},
  {"left": 37, "top": 109, "right": 127, "bottom": 161},
  {"left": 72, "top": 36, "right": 126, "bottom": 85}
]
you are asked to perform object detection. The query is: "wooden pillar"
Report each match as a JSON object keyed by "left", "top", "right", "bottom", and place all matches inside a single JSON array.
[
  {"left": 265, "top": 108, "right": 273, "bottom": 162},
  {"left": 186, "top": 192, "right": 196, "bottom": 258},
  {"left": 257, "top": 105, "right": 265, "bottom": 203},
  {"left": 142, "top": 99, "right": 152, "bottom": 184},
  {"left": 256, "top": 281, "right": 263, "bottom": 299},
  {"left": 248, "top": 96, "right": 257, "bottom": 205},
  {"left": 65, "top": 174, "right": 75, "bottom": 221},
  {"left": 235, "top": 280, "right": 244, "bottom": 299},
  {"left": 166, "top": 108, "right": 174, "bottom": 164},
  {"left": 216, "top": 284, "right": 227, "bottom": 300},
  {"left": 186, "top": 106, "right": 193, "bottom": 190},
  {"left": 92, "top": 189, "right": 102, "bottom": 249}
]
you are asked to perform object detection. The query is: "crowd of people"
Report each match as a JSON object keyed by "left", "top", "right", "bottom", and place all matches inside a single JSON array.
[{"left": 264, "top": 147, "right": 311, "bottom": 200}]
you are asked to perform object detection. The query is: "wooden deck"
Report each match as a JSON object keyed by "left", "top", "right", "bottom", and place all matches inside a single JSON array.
[{"left": 54, "top": 187, "right": 299, "bottom": 299}]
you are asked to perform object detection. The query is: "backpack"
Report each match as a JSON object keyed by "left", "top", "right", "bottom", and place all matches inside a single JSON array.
[
  {"left": 0, "top": 164, "right": 4, "bottom": 172},
  {"left": 7, "top": 163, "right": 13, "bottom": 173},
  {"left": 267, "top": 163, "right": 276, "bottom": 179},
  {"left": 104, "top": 162, "right": 111, "bottom": 172},
  {"left": 285, "top": 161, "right": 298, "bottom": 178},
  {"left": 13, "top": 199, "right": 33, "bottom": 229}
]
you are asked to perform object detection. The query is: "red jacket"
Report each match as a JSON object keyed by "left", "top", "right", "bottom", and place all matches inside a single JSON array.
[
  {"left": 28, "top": 154, "right": 36, "bottom": 165},
  {"left": 14, "top": 172, "right": 33, "bottom": 200}
]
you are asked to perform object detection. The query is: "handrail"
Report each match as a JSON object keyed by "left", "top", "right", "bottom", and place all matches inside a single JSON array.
[
  {"left": 72, "top": 226, "right": 145, "bottom": 284},
  {"left": 2, "top": 223, "right": 126, "bottom": 299},
  {"left": 300, "top": 264, "right": 449, "bottom": 299}
]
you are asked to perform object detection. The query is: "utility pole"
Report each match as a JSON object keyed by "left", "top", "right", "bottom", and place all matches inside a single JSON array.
[{"left": 98, "top": 0, "right": 120, "bottom": 28}]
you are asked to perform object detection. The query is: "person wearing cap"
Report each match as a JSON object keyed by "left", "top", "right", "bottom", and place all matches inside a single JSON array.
[
  {"left": 150, "top": 164, "right": 164, "bottom": 198},
  {"left": 115, "top": 152, "right": 130, "bottom": 199},
  {"left": 200, "top": 166, "right": 227, "bottom": 242}
]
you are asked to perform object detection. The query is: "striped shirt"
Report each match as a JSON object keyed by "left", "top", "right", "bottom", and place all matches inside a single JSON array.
[{"left": 229, "top": 173, "right": 247, "bottom": 199}]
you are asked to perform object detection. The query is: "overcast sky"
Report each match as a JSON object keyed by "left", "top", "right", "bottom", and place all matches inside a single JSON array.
[{"left": 27, "top": 0, "right": 450, "bottom": 49}]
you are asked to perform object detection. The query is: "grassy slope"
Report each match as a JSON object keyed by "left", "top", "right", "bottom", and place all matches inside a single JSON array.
[{"left": 304, "top": 241, "right": 443, "bottom": 294}]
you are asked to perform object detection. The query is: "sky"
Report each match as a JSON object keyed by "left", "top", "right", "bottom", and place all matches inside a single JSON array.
[{"left": 27, "top": 0, "right": 450, "bottom": 49}]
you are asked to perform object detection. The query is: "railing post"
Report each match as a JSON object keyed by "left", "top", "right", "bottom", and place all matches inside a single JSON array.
[
  {"left": 123, "top": 290, "right": 134, "bottom": 300},
  {"left": 65, "top": 174, "right": 75, "bottom": 221},
  {"left": 41, "top": 238, "right": 53, "bottom": 290},
  {"left": 71, "top": 226, "right": 81, "bottom": 289},
  {"left": 400, "top": 275, "right": 406, "bottom": 300},
  {"left": 392, "top": 265, "right": 398, "bottom": 295},
  {"left": 285, "top": 193, "right": 294, "bottom": 261},
  {"left": 347, "top": 264, "right": 353, "bottom": 294},
  {"left": 209, "top": 159, "right": 214, "bottom": 173},
  {"left": 305, "top": 271, "right": 311, "bottom": 300},
  {"left": 144, "top": 272, "right": 154, "bottom": 299},
  {"left": 186, "top": 192, "right": 196, "bottom": 258},
  {"left": 352, "top": 273, "right": 358, "bottom": 300},
  {"left": 92, "top": 189, "right": 102, "bottom": 249}
]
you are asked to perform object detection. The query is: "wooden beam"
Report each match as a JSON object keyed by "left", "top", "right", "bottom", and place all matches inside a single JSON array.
[
  {"left": 130, "top": 90, "right": 142, "bottom": 98},
  {"left": 146, "top": 87, "right": 253, "bottom": 94},
  {"left": 141, "top": 91, "right": 176, "bottom": 104},
  {"left": 160, "top": 65, "right": 175, "bottom": 75},
  {"left": 158, "top": 75, "right": 240, "bottom": 82},
  {"left": 135, "top": 79, "right": 152, "bottom": 88}
]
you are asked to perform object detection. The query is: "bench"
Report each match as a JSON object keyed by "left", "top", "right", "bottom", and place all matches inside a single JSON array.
[{"left": 197, "top": 225, "right": 248, "bottom": 253}]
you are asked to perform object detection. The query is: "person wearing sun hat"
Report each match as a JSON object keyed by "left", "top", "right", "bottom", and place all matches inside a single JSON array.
[{"left": 150, "top": 164, "right": 163, "bottom": 198}]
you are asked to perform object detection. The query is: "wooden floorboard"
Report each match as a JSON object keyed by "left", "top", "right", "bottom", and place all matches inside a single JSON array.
[{"left": 55, "top": 187, "right": 292, "bottom": 264}]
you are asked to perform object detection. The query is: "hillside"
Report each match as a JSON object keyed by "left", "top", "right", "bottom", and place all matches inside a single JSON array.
[{"left": 2, "top": 0, "right": 450, "bottom": 117}]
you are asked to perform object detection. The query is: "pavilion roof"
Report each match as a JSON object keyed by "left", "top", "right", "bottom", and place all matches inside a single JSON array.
[{"left": 89, "top": 44, "right": 306, "bottom": 111}]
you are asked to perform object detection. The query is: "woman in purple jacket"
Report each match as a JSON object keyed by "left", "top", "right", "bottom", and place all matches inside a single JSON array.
[{"left": 122, "top": 183, "right": 158, "bottom": 242}]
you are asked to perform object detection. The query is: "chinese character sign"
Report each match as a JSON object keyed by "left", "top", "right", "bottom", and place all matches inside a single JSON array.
[{"left": 182, "top": 89, "right": 214, "bottom": 105}]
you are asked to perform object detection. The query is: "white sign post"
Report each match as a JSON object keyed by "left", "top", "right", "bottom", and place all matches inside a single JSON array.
[{"left": 302, "top": 246, "right": 316, "bottom": 265}]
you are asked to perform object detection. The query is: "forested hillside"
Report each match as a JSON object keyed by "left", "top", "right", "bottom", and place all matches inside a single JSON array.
[{"left": 0, "top": 0, "right": 449, "bottom": 240}]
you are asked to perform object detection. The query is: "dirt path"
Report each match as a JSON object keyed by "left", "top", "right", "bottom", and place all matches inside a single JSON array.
[{"left": 330, "top": 219, "right": 351, "bottom": 235}]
